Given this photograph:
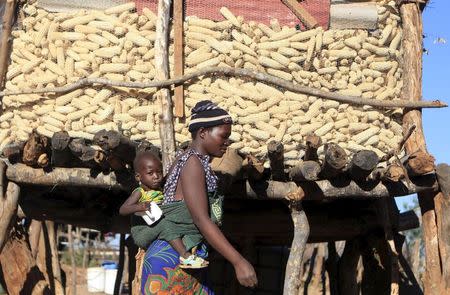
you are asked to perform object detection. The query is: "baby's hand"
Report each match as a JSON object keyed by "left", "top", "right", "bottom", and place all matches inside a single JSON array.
[{"left": 140, "top": 202, "right": 152, "bottom": 212}]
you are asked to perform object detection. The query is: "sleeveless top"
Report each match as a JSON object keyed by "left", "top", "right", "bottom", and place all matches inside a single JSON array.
[{"left": 162, "top": 148, "right": 218, "bottom": 205}]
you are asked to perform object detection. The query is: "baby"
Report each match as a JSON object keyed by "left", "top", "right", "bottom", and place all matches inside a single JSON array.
[{"left": 119, "top": 151, "right": 208, "bottom": 269}]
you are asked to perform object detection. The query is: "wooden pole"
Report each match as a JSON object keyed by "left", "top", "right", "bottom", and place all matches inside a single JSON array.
[
  {"left": 0, "top": 0, "right": 16, "bottom": 94},
  {"left": 377, "top": 200, "right": 400, "bottom": 295},
  {"left": 281, "top": 0, "right": 318, "bottom": 29},
  {"left": 173, "top": 0, "right": 184, "bottom": 117},
  {"left": 400, "top": 3, "right": 443, "bottom": 294},
  {"left": 114, "top": 234, "right": 125, "bottom": 295},
  {"left": 338, "top": 239, "right": 360, "bottom": 295},
  {"left": 68, "top": 225, "right": 76, "bottom": 295},
  {"left": 0, "top": 178, "right": 19, "bottom": 254},
  {"left": 1, "top": 67, "right": 446, "bottom": 110},
  {"left": 45, "top": 221, "right": 64, "bottom": 295},
  {"left": 82, "top": 229, "right": 91, "bottom": 269},
  {"left": 155, "top": 0, "right": 176, "bottom": 172},
  {"left": 0, "top": 225, "right": 50, "bottom": 294},
  {"left": 283, "top": 202, "right": 309, "bottom": 295},
  {"left": 29, "top": 219, "right": 42, "bottom": 259},
  {"left": 435, "top": 164, "right": 450, "bottom": 292}
]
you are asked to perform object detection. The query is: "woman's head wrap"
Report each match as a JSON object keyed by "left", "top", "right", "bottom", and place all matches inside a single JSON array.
[{"left": 188, "top": 100, "right": 233, "bottom": 132}]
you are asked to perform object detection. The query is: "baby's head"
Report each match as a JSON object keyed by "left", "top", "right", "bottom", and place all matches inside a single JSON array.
[{"left": 133, "top": 151, "right": 163, "bottom": 190}]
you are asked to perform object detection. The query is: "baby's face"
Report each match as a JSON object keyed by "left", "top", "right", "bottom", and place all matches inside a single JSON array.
[{"left": 137, "top": 158, "right": 163, "bottom": 190}]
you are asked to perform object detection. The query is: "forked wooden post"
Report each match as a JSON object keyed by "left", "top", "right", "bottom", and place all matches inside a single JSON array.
[
  {"left": 155, "top": 0, "right": 176, "bottom": 172},
  {"left": 400, "top": 3, "right": 443, "bottom": 295},
  {"left": 0, "top": 161, "right": 20, "bottom": 254},
  {"left": 283, "top": 201, "right": 309, "bottom": 295}
]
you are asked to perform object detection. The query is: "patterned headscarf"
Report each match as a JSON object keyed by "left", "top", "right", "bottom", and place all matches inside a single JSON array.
[{"left": 188, "top": 100, "right": 233, "bottom": 132}]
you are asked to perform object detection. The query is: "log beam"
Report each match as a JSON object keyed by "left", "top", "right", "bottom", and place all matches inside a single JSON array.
[
  {"left": 5, "top": 163, "right": 438, "bottom": 199},
  {"left": 289, "top": 161, "right": 321, "bottom": 181},
  {"left": 320, "top": 143, "right": 347, "bottom": 179},
  {"left": 245, "top": 176, "right": 438, "bottom": 200},
  {"left": 5, "top": 163, "right": 134, "bottom": 189},
  {"left": 303, "top": 134, "right": 322, "bottom": 161},
  {"left": 348, "top": 150, "right": 379, "bottom": 181},
  {"left": 267, "top": 141, "right": 285, "bottom": 181}
]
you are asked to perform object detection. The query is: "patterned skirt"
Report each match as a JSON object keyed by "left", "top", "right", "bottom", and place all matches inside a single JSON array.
[{"left": 141, "top": 240, "right": 214, "bottom": 295}]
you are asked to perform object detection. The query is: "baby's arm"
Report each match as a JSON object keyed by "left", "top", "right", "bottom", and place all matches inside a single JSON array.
[{"left": 119, "top": 190, "right": 148, "bottom": 215}]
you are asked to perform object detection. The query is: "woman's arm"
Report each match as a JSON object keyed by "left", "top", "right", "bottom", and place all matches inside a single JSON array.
[
  {"left": 180, "top": 156, "right": 257, "bottom": 288},
  {"left": 119, "top": 190, "right": 147, "bottom": 216}
]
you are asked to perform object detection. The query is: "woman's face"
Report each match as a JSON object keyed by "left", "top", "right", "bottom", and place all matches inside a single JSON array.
[{"left": 201, "top": 124, "right": 232, "bottom": 158}]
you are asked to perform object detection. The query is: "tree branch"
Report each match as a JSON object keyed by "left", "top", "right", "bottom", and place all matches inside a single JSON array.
[{"left": 0, "top": 67, "right": 446, "bottom": 109}]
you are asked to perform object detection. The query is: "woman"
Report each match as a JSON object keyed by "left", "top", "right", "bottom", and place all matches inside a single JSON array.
[{"left": 140, "top": 100, "right": 258, "bottom": 294}]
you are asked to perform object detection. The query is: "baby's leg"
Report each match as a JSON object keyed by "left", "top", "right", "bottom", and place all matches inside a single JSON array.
[{"left": 168, "top": 238, "right": 190, "bottom": 259}]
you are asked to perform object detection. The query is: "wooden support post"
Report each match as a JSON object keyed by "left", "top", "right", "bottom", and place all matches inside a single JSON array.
[
  {"left": 0, "top": 225, "right": 50, "bottom": 294},
  {"left": 376, "top": 199, "right": 400, "bottom": 295},
  {"left": 326, "top": 242, "right": 339, "bottom": 295},
  {"left": 173, "top": 0, "right": 184, "bottom": 117},
  {"left": 29, "top": 219, "right": 42, "bottom": 259},
  {"left": 68, "top": 224, "right": 76, "bottom": 295},
  {"left": 0, "top": 0, "right": 16, "bottom": 94},
  {"left": 45, "top": 221, "right": 64, "bottom": 295},
  {"left": 132, "top": 249, "right": 146, "bottom": 295},
  {"left": 435, "top": 163, "right": 450, "bottom": 292},
  {"left": 155, "top": 0, "right": 176, "bottom": 172},
  {"left": 400, "top": 2, "right": 442, "bottom": 294},
  {"left": 114, "top": 234, "right": 126, "bottom": 295},
  {"left": 82, "top": 229, "right": 90, "bottom": 269},
  {"left": 283, "top": 202, "right": 309, "bottom": 295},
  {"left": 360, "top": 233, "right": 391, "bottom": 295},
  {"left": 338, "top": 239, "right": 360, "bottom": 295},
  {"left": 395, "top": 234, "right": 423, "bottom": 295},
  {"left": 125, "top": 236, "right": 138, "bottom": 295},
  {"left": 0, "top": 170, "right": 19, "bottom": 254}
]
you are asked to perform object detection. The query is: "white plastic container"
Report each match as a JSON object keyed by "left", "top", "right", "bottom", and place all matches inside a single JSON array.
[
  {"left": 104, "top": 268, "right": 118, "bottom": 295},
  {"left": 86, "top": 267, "right": 105, "bottom": 293},
  {"left": 135, "top": 202, "right": 163, "bottom": 225}
]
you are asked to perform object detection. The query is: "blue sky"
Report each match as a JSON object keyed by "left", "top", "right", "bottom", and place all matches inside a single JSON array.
[{"left": 396, "top": 0, "right": 450, "bottom": 211}]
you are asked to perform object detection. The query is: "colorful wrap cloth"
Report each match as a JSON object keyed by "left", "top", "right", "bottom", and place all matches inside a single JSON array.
[{"left": 131, "top": 191, "right": 223, "bottom": 251}]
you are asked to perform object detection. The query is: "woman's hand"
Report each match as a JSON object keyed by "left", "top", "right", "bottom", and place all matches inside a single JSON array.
[{"left": 233, "top": 257, "right": 258, "bottom": 288}]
